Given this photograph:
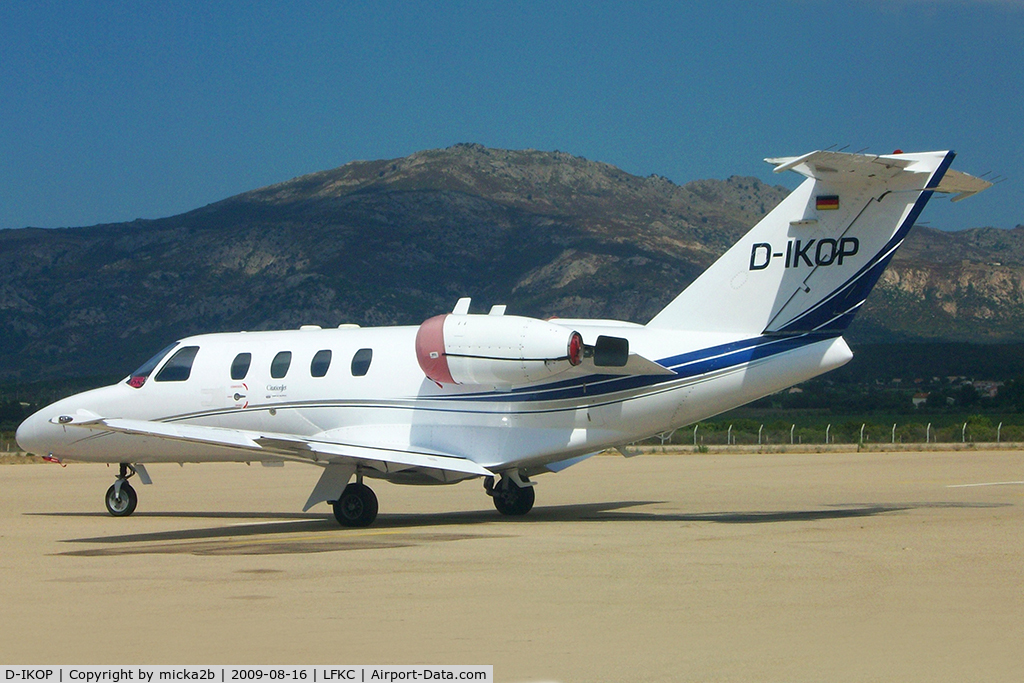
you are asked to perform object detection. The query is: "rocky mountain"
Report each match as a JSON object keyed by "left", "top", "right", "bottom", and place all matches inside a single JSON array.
[
  {"left": 861, "top": 226, "right": 1024, "bottom": 342},
  {"left": 0, "top": 143, "right": 1019, "bottom": 383}
]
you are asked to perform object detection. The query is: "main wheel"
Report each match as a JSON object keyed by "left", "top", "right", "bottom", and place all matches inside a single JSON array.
[
  {"left": 492, "top": 479, "right": 535, "bottom": 516},
  {"left": 105, "top": 481, "right": 138, "bottom": 517},
  {"left": 332, "top": 483, "right": 378, "bottom": 527}
]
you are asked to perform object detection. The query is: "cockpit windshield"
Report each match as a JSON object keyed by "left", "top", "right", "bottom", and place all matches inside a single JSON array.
[{"left": 126, "top": 342, "right": 179, "bottom": 388}]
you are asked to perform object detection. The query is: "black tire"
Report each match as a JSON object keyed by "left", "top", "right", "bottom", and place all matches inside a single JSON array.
[
  {"left": 105, "top": 481, "right": 138, "bottom": 517},
  {"left": 492, "top": 479, "right": 535, "bottom": 516},
  {"left": 332, "top": 483, "right": 378, "bottom": 527}
]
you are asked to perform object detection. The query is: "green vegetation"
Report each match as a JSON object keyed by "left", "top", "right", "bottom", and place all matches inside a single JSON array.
[
  {"left": 665, "top": 411, "right": 1024, "bottom": 447},
  {"left": 0, "top": 402, "right": 35, "bottom": 434},
  {"left": 832, "top": 342, "right": 1024, "bottom": 384},
  {"left": 0, "top": 374, "right": 121, "bottom": 432},
  {"left": 658, "top": 374, "right": 1024, "bottom": 447}
]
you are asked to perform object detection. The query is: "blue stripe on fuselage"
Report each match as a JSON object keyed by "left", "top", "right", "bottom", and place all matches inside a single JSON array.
[{"left": 430, "top": 332, "right": 838, "bottom": 404}]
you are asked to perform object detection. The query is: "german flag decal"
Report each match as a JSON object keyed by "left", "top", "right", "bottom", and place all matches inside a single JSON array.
[{"left": 816, "top": 195, "right": 840, "bottom": 210}]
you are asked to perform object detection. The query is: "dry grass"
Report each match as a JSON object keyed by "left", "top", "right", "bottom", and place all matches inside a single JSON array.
[
  {"left": 0, "top": 454, "right": 41, "bottom": 464},
  {"left": 3, "top": 441, "right": 1021, "bottom": 466},
  {"left": 622, "top": 441, "right": 1024, "bottom": 456}
]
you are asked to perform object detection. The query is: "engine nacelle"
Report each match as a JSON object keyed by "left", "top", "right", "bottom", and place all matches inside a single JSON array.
[{"left": 415, "top": 313, "right": 583, "bottom": 386}]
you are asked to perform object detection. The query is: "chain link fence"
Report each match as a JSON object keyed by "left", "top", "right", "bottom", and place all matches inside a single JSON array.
[{"left": 650, "top": 418, "right": 1024, "bottom": 447}]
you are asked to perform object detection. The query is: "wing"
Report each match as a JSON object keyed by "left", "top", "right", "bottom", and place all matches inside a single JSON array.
[{"left": 57, "top": 415, "right": 493, "bottom": 480}]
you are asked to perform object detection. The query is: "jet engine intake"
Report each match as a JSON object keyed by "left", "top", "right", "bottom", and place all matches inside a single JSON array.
[{"left": 415, "top": 313, "right": 584, "bottom": 386}]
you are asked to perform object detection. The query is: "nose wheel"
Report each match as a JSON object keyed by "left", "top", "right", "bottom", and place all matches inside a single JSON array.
[
  {"left": 104, "top": 463, "right": 140, "bottom": 517},
  {"left": 105, "top": 481, "right": 138, "bottom": 516}
]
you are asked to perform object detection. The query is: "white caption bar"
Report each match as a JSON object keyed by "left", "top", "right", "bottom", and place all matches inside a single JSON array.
[{"left": 2, "top": 667, "right": 492, "bottom": 683}]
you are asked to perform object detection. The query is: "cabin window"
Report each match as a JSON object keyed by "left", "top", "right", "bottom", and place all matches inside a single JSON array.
[
  {"left": 310, "top": 349, "right": 332, "bottom": 378},
  {"left": 351, "top": 348, "right": 373, "bottom": 376},
  {"left": 154, "top": 346, "right": 200, "bottom": 382},
  {"left": 126, "top": 342, "right": 179, "bottom": 388},
  {"left": 231, "top": 353, "right": 252, "bottom": 380},
  {"left": 271, "top": 351, "right": 292, "bottom": 379}
]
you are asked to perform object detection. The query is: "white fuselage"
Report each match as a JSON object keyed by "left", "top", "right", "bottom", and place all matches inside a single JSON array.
[{"left": 18, "top": 321, "right": 852, "bottom": 480}]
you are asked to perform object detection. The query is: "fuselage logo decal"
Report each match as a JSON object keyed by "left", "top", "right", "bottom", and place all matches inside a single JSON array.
[{"left": 749, "top": 237, "right": 859, "bottom": 271}]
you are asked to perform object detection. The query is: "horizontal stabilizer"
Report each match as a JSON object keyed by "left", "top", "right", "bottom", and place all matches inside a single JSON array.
[
  {"left": 554, "top": 352, "right": 676, "bottom": 381},
  {"left": 587, "top": 353, "right": 677, "bottom": 376},
  {"left": 933, "top": 168, "right": 993, "bottom": 202},
  {"left": 765, "top": 150, "right": 917, "bottom": 181},
  {"left": 765, "top": 150, "right": 993, "bottom": 201}
]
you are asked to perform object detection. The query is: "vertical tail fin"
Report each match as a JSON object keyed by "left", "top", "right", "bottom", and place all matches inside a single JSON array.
[{"left": 647, "top": 150, "right": 988, "bottom": 334}]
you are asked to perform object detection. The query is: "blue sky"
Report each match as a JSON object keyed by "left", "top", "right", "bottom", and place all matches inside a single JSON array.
[{"left": 2, "top": 1, "right": 1021, "bottom": 231}]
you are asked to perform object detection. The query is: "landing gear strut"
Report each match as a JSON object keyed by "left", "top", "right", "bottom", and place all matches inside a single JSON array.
[
  {"left": 104, "top": 463, "right": 139, "bottom": 517},
  {"left": 485, "top": 473, "right": 536, "bottom": 516},
  {"left": 332, "top": 482, "right": 378, "bottom": 527}
]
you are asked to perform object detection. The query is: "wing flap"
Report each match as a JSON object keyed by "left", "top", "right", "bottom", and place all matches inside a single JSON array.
[{"left": 66, "top": 417, "right": 493, "bottom": 478}]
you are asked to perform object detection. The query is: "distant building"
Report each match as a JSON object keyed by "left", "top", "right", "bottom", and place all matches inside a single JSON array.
[
  {"left": 912, "top": 392, "right": 930, "bottom": 408},
  {"left": 972, "top": 381, "right": 1003, "bottom": 399}
]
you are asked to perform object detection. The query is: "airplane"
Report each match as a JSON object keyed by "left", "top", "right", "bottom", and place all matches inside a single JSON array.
[{"left": 15, "top": 149, "right": 992, "bottom": 526}]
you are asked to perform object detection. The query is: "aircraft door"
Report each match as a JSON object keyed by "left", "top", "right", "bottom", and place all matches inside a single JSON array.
[{"left": 197, "top": 346, "right": 235, "bottom": 411}]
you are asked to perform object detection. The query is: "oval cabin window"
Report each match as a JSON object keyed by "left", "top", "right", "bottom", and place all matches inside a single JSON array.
[
  {"left": 271, "top": 351, "right": 292, "bottom": 379},
  {"left": 351, "top": 348, "right": 372, "bottom": 376},
  {"left": 310, "top": 349, "right": 332, "bottom": 378}
]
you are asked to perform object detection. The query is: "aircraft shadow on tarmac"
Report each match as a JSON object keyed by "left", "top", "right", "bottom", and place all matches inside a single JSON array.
[{"left": 43, "top": 499, "right": 1006, "bottom": 557}]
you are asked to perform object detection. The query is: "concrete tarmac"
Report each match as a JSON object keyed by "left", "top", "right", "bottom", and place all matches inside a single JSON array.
[{"left": 1, "top": 450, "right": 1022, "bottom": 682}]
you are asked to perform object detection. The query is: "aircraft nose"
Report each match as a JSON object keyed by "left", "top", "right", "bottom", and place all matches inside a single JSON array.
[{"left": 16, "top": 410, "right": 53, "bottom": 456}]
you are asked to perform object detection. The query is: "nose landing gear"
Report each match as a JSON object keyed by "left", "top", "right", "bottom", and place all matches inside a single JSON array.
[{"left": 104, "top": 463, "right": 140, "bottom": 517}]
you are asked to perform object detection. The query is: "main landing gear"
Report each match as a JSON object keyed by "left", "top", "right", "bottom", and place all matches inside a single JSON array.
[
  {"left": 104, "top": 463, "right": 139, "bottom": 517},
  {"left": 484, "top": 472, "right": 536, "bottom": 516},
  {"left": 326, "top": 471, "right": 536, "bottom": 527},
  {"left": 332, "top": 481, "right": 379, "bottom": 527}
]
